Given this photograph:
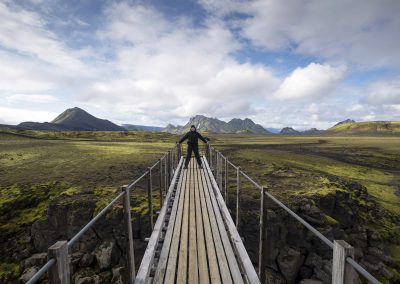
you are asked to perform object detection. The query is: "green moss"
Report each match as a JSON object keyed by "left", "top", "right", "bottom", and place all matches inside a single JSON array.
[
  {"left": 60, "top": 187, "right": 81, "bottom": 196},
  {"left": 0, "top": 262, "right": 19, "bottom": 277},
  {"left": 391, "top": 245, "right": 400, "bottom": 264},
  {"left": 322, "top": 214, "right": 339, "bottom": 226},
  {"left": 0, "top": 182, "right": 73, "bottom": 233}
]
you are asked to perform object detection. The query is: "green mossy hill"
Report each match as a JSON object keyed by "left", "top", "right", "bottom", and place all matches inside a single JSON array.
[
  {"left": 0, "top": 182, "right": 72, "bottom": 235},
  {"left": 0, "top": 128, "right": 178, "bottom": 142},
  {"left": 327, "top": 121, "right": 400, "bottom": 135}
]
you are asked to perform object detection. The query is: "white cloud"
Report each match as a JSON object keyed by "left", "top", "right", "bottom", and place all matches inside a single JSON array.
[
  {"left": 274, "top": 63, "right": 346, "bottom": 100},
  {"left": 78, "top": 2, "right": 278, "bottom": 126},
  {"left": 202, "top": 0, "right": 400, "bottom": 68},
  {"left": 0, "top": 2, "right": 84, "bottom": 70},
  {"left": 0, "top": 106, "right": 58, "bottom": 125},
  {"left": 6, "top": 94, "right": 58, "bottom": 103},
  {"left": 365, "top": 78, "right": 400, "bottom": 105}
]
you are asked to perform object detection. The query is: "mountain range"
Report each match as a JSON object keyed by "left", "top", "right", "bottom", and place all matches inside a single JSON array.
[
  {"left": 1, "top": 107, "right": 399, "bottom": 135},
  {"left": 163, "top": 115, "right": 269, "bottom": 134}
]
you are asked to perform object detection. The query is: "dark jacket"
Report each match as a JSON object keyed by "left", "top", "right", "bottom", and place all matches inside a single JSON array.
[{"left": 179, "top": 130, "right": 207, "bottom": 145}]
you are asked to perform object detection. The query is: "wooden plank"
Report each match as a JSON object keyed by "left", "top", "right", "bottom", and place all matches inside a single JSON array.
[
  {"left": 201, "top": 158, "right": 244, "bottom": 284},
  {"left": 195, "top": 164, "right": 210, "bottom": 284},
  {"left": 176, "top": 159, "right": 191, "bottom": 283},
  {"left": 199, "top": 164, "right": 233, "bottom": 284},
  {"left": 163, "top": 164, "right": 188, "bottom": 284},
  {"left": 202, "top": 158, "right": 260, "bottom": 284},
  {"left": 198, "top": 158, "right": 221, "bottom": 284},
  {"left": 135, "top": 158, "right": 184, "bottom": 283},
  {"left": 153, "top": 163, "right": 186, "bottom": 284},
  {"left": 189, "top": 160, "right": 199, "bottom": 284}
]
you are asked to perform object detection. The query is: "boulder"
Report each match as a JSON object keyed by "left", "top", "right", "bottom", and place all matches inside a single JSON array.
[
  {"left": 19, "top": 267, "right": 39, "bottom": 283},
  {"left": 20, "top": 253, "right": 47, "bottom": 272},
  {"left": 319, "top": 196, "right": 335, "bottom": 216},
  {"left": 31, "top": 197, "right": 95, "bottom": 251},
  {"left": 79, "top": 253, "right": 95, "bottom": 267},
  {"left": 264, "top": 267, "right": 286, "bottom": 284},
  {"left": 299, "top": 280, "right": 324, "bottom": 284},
  {"left": 299, "top": 266, "right": 313, "bottom": 279},
  {"left": 111, "top": 266, "right": 127, "bottom": 284},
  {"left": 277, "top": 247, "right": 305, "bottom": 284},
  {"left": 314, "top": 267, "right": 331, "bottom": 283},
  {"left": 305, "top": 252, "right": 323, "bottom": 269},
  {"left": 73, "top": 268, "right": 101, "bottom": 284},
  {"left": 95, "top": 241, "right": 120, "bottom": 270}
]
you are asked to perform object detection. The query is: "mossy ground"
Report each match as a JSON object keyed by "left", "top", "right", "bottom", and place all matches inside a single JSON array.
[
  {"left": 0, "top": 130, "right": 177, "bottom": 277},
  {"left": 1, "top": 131, "right": 399, "bottom": 277},
  {"left": 208, "top": 134, "right": 400, "bottom": 266}
]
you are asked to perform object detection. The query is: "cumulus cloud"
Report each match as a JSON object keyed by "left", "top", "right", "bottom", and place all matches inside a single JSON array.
[
  {"left": 6, "top": 94, "right": 58, "bottom": 103},
  {"left": 78, "top": 2, "right": 279, "bottom": 125},
  {"left": 274, "top": 63, "right": 346, "bottom": 100},
  {"left": 0, "top": 2, "right": 84, "bottom": 70},
  {"left": 201, "top": 0, "right": 400, "bottom": 68},
  {"left": 0, "top": 106, "right": 58, "bottom": 125},
  {"left": 364, "top": 78, "right": 400, "bottom": 105},
  {"left": 0, "top": 0, "right": 399, "bottom": 129}
]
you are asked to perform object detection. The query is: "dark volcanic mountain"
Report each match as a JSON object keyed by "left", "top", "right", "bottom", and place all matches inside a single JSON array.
[
  {"left": 9, "top": 107, "right": 125, "bottom": 131},
  {"left": 163, "top": 115, "right": 270, "bottom": 134},
  {"left": 280, "top": 127, "right": 300, "bottom": 135},
  {"left": 51, "top": 107, "right": 124, "bottom": 131}
]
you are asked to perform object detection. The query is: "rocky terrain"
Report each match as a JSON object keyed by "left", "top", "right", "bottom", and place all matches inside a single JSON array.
[
  {"left": 8, "top": 171, "right": 399, "bottom": 284},
  {"left": 3, "top": 192, "right": 152, "bottom": 283},
  {"left": 238, "top": 178, "right": 400, "bottom": 283}
]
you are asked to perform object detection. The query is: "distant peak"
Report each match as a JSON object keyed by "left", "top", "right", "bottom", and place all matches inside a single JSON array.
[{"left": 335, "top": 119, "right": 355, "bottom": 126}]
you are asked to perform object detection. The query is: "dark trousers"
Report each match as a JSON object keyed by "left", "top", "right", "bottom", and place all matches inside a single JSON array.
[{"left": 185, "top": 143, "right": 202, "bottom": 167}]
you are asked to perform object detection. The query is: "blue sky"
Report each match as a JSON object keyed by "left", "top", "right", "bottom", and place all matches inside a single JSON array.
[{"left": 0, "top": 0, "right": 399, "bottom": 129}]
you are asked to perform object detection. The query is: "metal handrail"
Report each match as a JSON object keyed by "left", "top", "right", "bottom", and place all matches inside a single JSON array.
[
  {"left": 208, "top": 145, "right": 381, "bottom": 284},
  {"left": 27, "top": 144, "right": 180, "bottom": 283},
  {"left": 68, "top": 191, "right": 126, "bottom": 248},
  {"left": 26, "top": 259, "right": 55, "bottom": 284}
]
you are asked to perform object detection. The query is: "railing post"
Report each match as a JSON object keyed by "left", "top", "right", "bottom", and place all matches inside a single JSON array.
[
  {"left": 236, "top": 166, "right": 241, "bottom": 231},
  {"left": 164, "top": 155, "right": 167, "bottom": 192},
  {"left": 147, "top": 167, "right": 154, "bottom": 229},
  {"left": 120, "top": 185, "right": 136, "bottom": 283},
  {"left": 216, "top": 151, "right": 219, "bottom": 183},
  {"left": 159, "top": 159, "right": 163, "bottom": 206},
  {"left": 177, "top": 143, "right": 182, "bottom": 159},
  {"left": 332, "top": 240, "right": 358, "bottom": 284},
  {"left": 224, "top": 157, "right": 228, "bottom": 204},
  {"left": 48, "top": 241, "right": 69, "bottom": 284},
  {"left": 210, "top": 148, "right": 213, "bottom": 173},
  {"left": 167, "top": 150, "right": 171, "bottom": 186},
  {"left": 218, "top": 153, "right": 223, "bottom": 190},
  {"left": 259, "top": 186, "right": 268, "bottom": 284}
]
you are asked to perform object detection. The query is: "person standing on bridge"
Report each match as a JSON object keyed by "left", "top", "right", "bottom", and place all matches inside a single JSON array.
[{"left": 177, "top": 125, "right": 208, "bottom": 169}]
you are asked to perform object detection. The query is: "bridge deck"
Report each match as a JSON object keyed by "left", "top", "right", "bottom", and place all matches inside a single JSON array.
[{"left": 136, "top": 157, "right": 258, "bottom": 284}]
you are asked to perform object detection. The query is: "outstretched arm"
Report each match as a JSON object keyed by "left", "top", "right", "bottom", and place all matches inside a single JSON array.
[
  {"left": 197, "top": 132, "right": 207, "bottom": 143},
  {"left": 178, "top": 132, "right": 189, "bottom": 144}
]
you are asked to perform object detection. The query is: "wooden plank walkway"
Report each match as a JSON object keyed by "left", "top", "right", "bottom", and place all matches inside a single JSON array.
[{"left": 136, "top": 156, "right": 258, "bottom": 284}]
